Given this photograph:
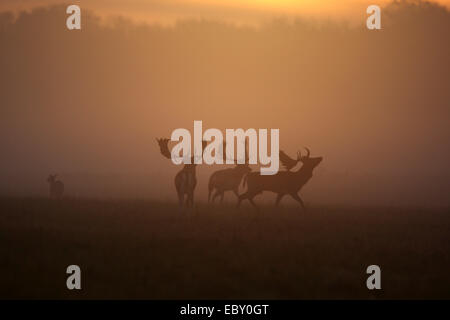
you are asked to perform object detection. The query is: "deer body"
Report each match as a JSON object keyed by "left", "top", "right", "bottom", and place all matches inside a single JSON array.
[
  {"left": 47, "top": 174, "right": 64, "bottom": 199},
  {"left": 208, "top": 165, "right": 251, "bottom": 203},
  {"left": 238, "top": 148, "right": 322, "bottom": 209},
  {"left": 175, "top": 164, "right": 197, "bottom": 208},
  {"left": 157, "top": 137, "right": 207, "bottom": 209}
]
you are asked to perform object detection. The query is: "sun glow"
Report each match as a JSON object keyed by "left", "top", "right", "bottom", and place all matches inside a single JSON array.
[
  {"left": 1, "top": 0, "right": 450, "bottom": 25},
  {"left": 189, "top": 0, "right": 390, "bottom": 18},
  {"left": 196, "top": 0, "right": 346, "bottom": 11}
]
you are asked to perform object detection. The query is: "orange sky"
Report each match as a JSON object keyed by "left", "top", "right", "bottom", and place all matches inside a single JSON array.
[
  {"left": 1, "top": 0, "right": 449, "bottom": 204},
  {"left": 1, "top": 0, "right": 450, "bottom": 25}
]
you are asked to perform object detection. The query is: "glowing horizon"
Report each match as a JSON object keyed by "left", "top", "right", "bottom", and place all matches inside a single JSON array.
[{"left": 1, "top": 0, "right": 450, "bottom": 25}]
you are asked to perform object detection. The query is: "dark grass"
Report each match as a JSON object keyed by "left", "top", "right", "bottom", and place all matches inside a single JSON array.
[{"left": 0, "top": 197, "right": 449, "bottom": 299}]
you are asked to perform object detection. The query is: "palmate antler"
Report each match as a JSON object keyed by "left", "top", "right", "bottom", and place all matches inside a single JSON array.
[
  {"left": 279, "top": 150, "right": 299, "bottom": 171},
  {"left": 156, "top": 138, "right": 209, "bottom": 163},
  {"left": 280, "top": 147, "right": 311, "bottom": 171},
  {"left": 156, "top": 138, "right": 171, "bottom": 159},
  {"left": 157, "top": 138, "right": 250, "bottom": 164}
]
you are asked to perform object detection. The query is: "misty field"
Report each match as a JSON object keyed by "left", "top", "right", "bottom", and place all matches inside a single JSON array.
[{"left": 0, "top": 197, "right": 449, "bottom": 299}]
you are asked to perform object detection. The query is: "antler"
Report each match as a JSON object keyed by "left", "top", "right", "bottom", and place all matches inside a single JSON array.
[
  {"left": 157, "top": 138, "right": 213, "bottom": 163},
  {"left": 244, "top": 139, "right": 249, "bottom": 163},
  {"left": 304, "top": 147, "right": 311, "bottom": 158},
  {"left": 222, "top": 141, "right": 227, "bottom": 162},
  {"left": 280, "top": 150, "right": 298, "bottom": 170},
  {"left": 156, "top": 138, "right": 171, "bottom": 160},
  {"left": 157, "top": 138, "right": 248, "bottom": 164}
]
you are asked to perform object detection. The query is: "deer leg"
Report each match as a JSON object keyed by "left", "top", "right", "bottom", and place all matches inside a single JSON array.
[
  {"left": 177, "top": 190, "right": 184, "bottom": 208},
  {"left": 275, "top": 193, "right": 285, "bottom": 206},
  {"left": 212, "top": 190, "right": 221, "bottom": 203},
  {"left": 248, "top": 196, "right": 258, "bottom": 209},
  {"left": 188, "top": 192, "right": 194, "bottom": 208},
  {"left": 208, "top": 188, "right": 213, "bottom": 203},
  {"left": 184, "top": 190, "right": 191, "bottom": 208},
  {"left": 290, "top": 193, "right": 306, "bottom": 210},
  {"left": 238, "top": 190, "right": 259, "bottom": 209},
  {"left": 233, "top": 188, "right": 239, "bottom": 199},
  {"left": 220, "top": 192, "right": 225, "bottom": 204},
  {"left": 237, "top": 192, "right": 248, "bottom": 208}
]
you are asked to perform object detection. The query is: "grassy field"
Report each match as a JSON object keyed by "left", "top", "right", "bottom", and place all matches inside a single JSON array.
[{"left": 0, "top": 197, "right": 449, "bottom": 299}]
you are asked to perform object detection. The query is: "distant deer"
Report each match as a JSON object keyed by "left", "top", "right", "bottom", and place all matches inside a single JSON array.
[
  {"left": 157, "top": 138, "right": 207, "bottom": 208},
  {"left": 208, "top": 140, "right": 251, "bottom": 203},
  {"left": 238, "top": 148, "right": 322, "bottom": 210},
  {"left": 47, "top": 174, "right": 64, "bottom": 199}
]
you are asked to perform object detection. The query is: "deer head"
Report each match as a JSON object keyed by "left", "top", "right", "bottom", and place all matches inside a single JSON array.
[{"left": 298, "top": 147, "right": 323, "bottom": 170}]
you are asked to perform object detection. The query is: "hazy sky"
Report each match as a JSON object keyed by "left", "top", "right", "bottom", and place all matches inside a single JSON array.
[
  {"left": 1, "top": 1, "right": 449, "bottom": 204},
  {"left": 1, "top": 0, "right": 450, "bottom": 24}
]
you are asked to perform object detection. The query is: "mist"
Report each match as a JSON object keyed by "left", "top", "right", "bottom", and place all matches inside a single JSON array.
[{"left": 0, "top": 1, "right": 449, "bottom": 205}]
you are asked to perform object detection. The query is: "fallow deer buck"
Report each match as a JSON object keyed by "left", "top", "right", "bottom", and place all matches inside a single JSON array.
[
  {"left": 208, "top": 141, "right": 251, "bottom": 203},
  {"left": 157, "top": 138, "right": 207, "bottom": 208},
  {"left": 238, "top": 148, "right": 322, "bottom": 210},
  {"left": 47, "top": 174, "right": 64, "bottom": 199}
]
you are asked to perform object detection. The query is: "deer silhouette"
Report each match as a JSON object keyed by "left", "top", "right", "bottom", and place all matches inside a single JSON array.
[
  {"left": 157, "top": 138, "right": 207, "bottom": 208},
  {"left": 47, "top": 174, "right": 64, "bottom": 199},
  {"left": 279, "top": 150, "right": 301, "bottom": 171},
  {"left": 208, "top": 164, "right": 251, "bottom": 203},
  {"left": 238, "top": 148, "right": 322, "bottom": 210},
  {"left": 208, "top": 140, "right": 251, "bottom": 203}
]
